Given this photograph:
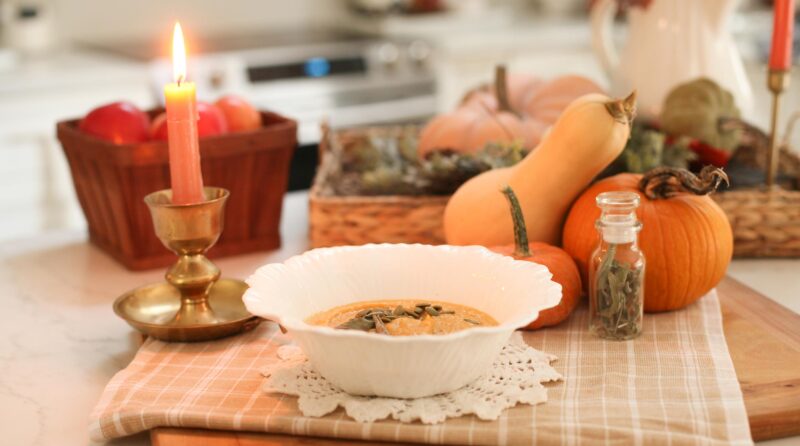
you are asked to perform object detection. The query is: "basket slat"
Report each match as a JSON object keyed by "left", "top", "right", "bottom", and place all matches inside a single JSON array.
[{"left": 309, "top": 192, "right": 448, "bottom": 248}]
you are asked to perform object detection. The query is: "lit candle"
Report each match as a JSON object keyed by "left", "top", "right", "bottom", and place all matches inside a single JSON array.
[
  {"left": 164, "top": 22, "right": 205, "bottom": 205},
  {"left": 769, "top": 0, "right": 796, "bottom": 71}
]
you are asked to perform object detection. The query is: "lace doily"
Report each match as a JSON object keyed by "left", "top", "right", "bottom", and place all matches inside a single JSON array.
[{"left": 261, "top": 333, "right": 562, "bottom": 424}]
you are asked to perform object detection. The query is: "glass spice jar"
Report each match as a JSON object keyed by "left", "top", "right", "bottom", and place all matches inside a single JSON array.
[{"left": 589, "top": 191, "right": 645, "bottom": 340}]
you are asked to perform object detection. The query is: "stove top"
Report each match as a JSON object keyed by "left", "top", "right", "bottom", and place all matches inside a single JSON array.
[
  {"left": 85, "top": 27, "right": 437, "bottom": 165},
  {"left": 82, "top": 28, "right": 374, "bottom": 61}
]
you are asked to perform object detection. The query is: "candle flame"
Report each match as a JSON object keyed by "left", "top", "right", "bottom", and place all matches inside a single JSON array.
[{"left": 172, "top": 22, "right": 186, "bottom": 84}]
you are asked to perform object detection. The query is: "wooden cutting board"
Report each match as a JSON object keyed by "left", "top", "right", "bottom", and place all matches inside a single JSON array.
[
  {"left": 716, "top": 277, "right": 800, "bottom": 441},
  {"left": 152, "top": 276, "right": 800, "bottom": 445}
]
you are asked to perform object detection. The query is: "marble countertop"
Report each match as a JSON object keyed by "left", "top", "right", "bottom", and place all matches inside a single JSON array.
[
  {"left": 0, "top": 49, "right": 150, "bottom": 97},
  {"left": 0, "top": 191, "right": 798, "bottom": 446}
]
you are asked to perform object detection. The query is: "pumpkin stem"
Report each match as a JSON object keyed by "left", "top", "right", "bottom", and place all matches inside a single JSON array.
[
  {"left": 639, "top": 166, "right": 730, "bottom": 200},
  {"left": 604, "top": 90, "right": 637, "bottom": 127},
  {"left": 501, "top": 186, "right": 532, "bottom": 257},
  {"left": 495, "top": 65, "right": 515, "bottom": 114}
]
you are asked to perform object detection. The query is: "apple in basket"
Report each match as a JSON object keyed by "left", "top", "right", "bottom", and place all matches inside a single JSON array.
[
  {"left": 80, "top": 95, "right": 263, "bottom": 144},
  {"left": 243, "top": 244, "right": 562, "bottom": 399},
  {"left": 79, "top": 101, "right": 150, "bottom": 144},
  {"left": 150, "top": 101, "right": 229, "bottom": 141},
  {"left": 214, "top": 94, "right": 262, "bottom": 132}
]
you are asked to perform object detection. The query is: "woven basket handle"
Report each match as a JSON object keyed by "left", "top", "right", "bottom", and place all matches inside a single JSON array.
[
  {"left": 318, "top": 119, "right": 331, "bottom": 166},
  {"left": 783, "top": 111, "right": 800, "bottom": 148},
  {"left": 780, "top": 111, "right": 800, "bottom": 185}
]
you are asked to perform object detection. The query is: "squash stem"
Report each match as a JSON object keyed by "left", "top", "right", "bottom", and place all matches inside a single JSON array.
[
  {"left": 495, "top": 65, "right": 515, "bottom": 114},
  {"left": 501, "top": 186, "right": 531, "bottom": 257},
  {"left": 604, "top": 90, "right": 637, "bottom": 126}
]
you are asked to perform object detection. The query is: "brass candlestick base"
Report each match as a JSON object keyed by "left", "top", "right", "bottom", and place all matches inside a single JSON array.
[{"left": 114, "top": 187, "right": 260, "bottom": 342}]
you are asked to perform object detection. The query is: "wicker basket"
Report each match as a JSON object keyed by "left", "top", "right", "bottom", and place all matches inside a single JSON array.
[
  {"left": 714, "top": 188, "right": 800, "bottom": 257},
  {"left": 309, "top": 193, "right": 448, "bottom": 247},
  {"left": 309, "top": 126, "right": 447, "bottom": 248},
  {"left": 58, "top": 111, "right": 297, "bottom": 270},
  {"left": 310, "top": 120, "right": 800, "bottom": 257},
  {"left": 711, "top": 119, "right": 800, "bottom": 258}
]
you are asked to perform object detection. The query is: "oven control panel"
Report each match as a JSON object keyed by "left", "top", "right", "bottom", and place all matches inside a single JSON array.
[{"left": 148, "top": 36, "right": 436, "bottom": 145}]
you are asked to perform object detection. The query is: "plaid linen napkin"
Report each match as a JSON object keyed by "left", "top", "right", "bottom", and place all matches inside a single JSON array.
[{"left": 90, "top": 290, "right": 752, "bottom": 445}]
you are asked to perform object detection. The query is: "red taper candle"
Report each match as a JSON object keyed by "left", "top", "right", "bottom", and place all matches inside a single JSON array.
[
  {"left": 769, "top": 0, "right": 796, "bottom": 71},
  {"left": 164, "top": 23, "right": 205, "bottom": 205}
]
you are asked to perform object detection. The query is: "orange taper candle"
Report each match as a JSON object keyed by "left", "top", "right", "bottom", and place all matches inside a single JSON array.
[
  {"left": 769, "top": 0, "right": 796, "bottom": 71},
  {"left": 164, "top": 22, "right": 205, "bottom": 204}
]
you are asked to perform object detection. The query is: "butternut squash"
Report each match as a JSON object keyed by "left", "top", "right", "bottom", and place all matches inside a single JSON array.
[{"left": 444, "top": 91, "right": 637, "bottom": 247}]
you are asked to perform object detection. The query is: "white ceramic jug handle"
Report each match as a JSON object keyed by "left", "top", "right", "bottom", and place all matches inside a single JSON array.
[{"left": 590, "top": 0, "right": 620, "bottom": 78}]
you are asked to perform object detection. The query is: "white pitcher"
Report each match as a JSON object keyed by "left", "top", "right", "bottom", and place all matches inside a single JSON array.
[{"left": 590, "top": 0, "right": 753, "bottom": 117}]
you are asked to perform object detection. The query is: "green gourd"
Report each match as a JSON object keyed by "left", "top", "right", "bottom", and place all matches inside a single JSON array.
[{"left": 660, "top": 78, "right": 741, "bottom": 151}]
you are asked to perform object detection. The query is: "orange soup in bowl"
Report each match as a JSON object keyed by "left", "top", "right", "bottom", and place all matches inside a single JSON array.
[{"left": 306, "top": 300, "right": 498, "bottom": 336}]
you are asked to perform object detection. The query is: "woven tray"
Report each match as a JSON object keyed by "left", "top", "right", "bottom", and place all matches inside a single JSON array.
[
  {"left": 712, "top": 119, "right": 800, "bottom": 257},
  {"left": 309, "top": 126, "right": 447, "bottom": 248},
  {"left": 310, "top": 121, "right": 800, "bottom": 257},
  {"left": 714, "top": 188, "right": 800, "bottom": 257}
]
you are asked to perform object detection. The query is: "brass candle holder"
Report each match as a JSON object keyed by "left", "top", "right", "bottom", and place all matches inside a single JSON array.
[{"left": 114, "top": 187, "right": 260, "bottom": 342}]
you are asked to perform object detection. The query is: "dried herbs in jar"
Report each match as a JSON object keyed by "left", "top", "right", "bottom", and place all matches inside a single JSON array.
[{"left": 589, "top": 191, "right": 645, "bottom": 340}]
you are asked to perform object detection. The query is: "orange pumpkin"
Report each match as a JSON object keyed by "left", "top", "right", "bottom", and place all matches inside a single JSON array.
[
  {"left": 562, "top": 166, "right": 733, "bottom": 312},
  {"left": 461, "top": 72, "right": 544, "bottom": 112},
  {"left": 419, "top": 66, "right": 528, "bottom": 157},
  {"left": 507, "top": 73, "right": 546, "bottom": 111},
  {"left": 521, "top": 76, "right": 605, "bottom": 124},
  {"left": 463, "top": 73, "right": 602, "bottom": 144},
  {"left": 419, "top": 66, "right": 604, "bottom": 158},
  {"left": 491, "top": 186, "right": 582, "bottom": 329},
  {"left": 462, "top": 74, "right": 603, "bottom": 126}
]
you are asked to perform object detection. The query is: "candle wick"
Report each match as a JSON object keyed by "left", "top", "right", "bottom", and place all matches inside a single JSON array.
[{"left": 177, "top": 75, "right": 184, "bottom": 86}]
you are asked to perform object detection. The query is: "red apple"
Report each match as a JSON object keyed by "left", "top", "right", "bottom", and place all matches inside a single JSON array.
[
  {"left": 149, "top": 102, "right": 229, "bottom": 141},
  {"left": 197, "top": 101, "right": 229, "bottom": 137},
  {"left": 149, "top": 113, "right": 168, "bottom": 141},
  {"left": 79, "top": 101, "right": 150, "bottom": 144},
  {"left": 214, "top": 95, "right": 261, "bottom": 132}
]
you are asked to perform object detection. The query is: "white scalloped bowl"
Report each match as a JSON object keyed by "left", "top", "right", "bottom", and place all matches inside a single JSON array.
[{"left": 244, "top": 244, "right": 561, "bottom": 398}]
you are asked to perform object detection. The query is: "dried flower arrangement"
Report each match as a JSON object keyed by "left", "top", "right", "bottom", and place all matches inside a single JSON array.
[{"left": 322, "top": 126, "right": 527, "bottom": 197}]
